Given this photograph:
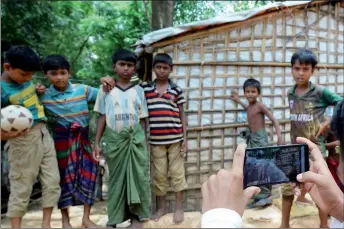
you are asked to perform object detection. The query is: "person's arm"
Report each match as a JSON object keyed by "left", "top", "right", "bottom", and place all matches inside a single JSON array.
[
  {"left": 92, "top": 86, "right": 107, "bottom": 161},
  {"left": 201, "top": 144, "right": 261, "bottom": 228},
  {"left": 85, "top": 85, "right": 99, "bottom": 102},
  {"left": 323, "top": 88, "right": 342, "bottom": 106},
  {"left": 100, "top": 76, "right": 116, "bottom": 92},
  {"left": 1, "top": 130, "right": 27, "bottom": 141},
  {"left": 93, "top": 114, "right": 106, "bottom": 161},
  {"left": 317, "top": 91, "right": 343, "bottom": 138},
  {"left": 138, "top": 87, "right": 149, "bottom": 141},
  {"left": 230, "top": 90, "right": 248, "bottom": 110},
  {"left": 292, "top": 137, "right": 344, "bottom": 223},
  {"left": 176, "top": 88, "right": 188, "bottom": 151},
  {"left": 140, "top": 118, "right": 147, "bottom": 142},
  {"left": 325, "top": 140, "right": 340, "bottom": 150},
  {"left": 35, "top": 83, "right": 46, "bottom": 96},
  {"left": 260, "top": 103, "right": 283, "bottom": 145},
  {"left": 0, "top": 94, "right": 27, "bottom": 140},
  {"left": 178, "top": 104, "right": 188, "bottom": 152}
]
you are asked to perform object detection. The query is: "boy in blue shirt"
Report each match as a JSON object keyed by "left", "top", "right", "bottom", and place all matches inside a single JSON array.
[
  {"left": 1, "top": 46, "right": 60, "bottom": 228},
  {"left": 39, "top": 55, "right": 100, "bottom": 228}
]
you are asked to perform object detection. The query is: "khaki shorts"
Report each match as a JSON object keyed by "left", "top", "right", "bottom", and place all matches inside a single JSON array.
[
  {"left": 151, "top": 141, "right": 187, "bottom": 196},
  {"left": 6, "top": 123, "right": 61, "bottom": 217}
]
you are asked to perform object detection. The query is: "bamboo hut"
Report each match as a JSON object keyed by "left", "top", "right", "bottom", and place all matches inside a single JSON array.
[{"left": 134, "top": 0, "right": 344, "bottom": 212}]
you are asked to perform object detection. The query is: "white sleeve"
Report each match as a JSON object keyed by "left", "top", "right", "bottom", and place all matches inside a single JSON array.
[
  {"left": 330, "top": 217, "right": 344, "bottom": 228},
  {"left": 201, "top": 208, "right": 242, "bottom": 228}
]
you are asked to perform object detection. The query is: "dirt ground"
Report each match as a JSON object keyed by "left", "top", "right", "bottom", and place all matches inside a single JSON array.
[
  {"left": 1, "top": 174, "right": 327, "bottom": 228},
  {"left": 0, "top": 196, "right": 326, "bottom": 228}
]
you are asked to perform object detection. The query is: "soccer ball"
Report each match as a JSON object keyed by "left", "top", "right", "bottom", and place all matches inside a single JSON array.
[{"left": 1, "top": 105, "right": 33, "bottom": 133}]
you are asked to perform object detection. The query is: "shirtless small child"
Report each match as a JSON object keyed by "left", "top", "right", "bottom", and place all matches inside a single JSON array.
[{"left": 230, "top": 78, "right": 283, "bottom": 208}]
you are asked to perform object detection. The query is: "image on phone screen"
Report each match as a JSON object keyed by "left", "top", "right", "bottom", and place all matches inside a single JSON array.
[{"left": 243, "top": 144, "right": 309, "bottom": 188}]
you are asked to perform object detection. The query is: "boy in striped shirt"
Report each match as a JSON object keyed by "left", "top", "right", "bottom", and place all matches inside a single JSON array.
[
  {"left": 101, "top": 53, "right": 188, "bottom": 224},
  {"left": 141, "top": 53, "right": 187, "bottom": 224}
]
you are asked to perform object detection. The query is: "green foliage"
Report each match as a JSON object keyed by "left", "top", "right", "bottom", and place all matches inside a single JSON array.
[
  {"left": 1, "top": 0, "right": 273, "bottom": 87},
  {"left": 174, "top": 1, "right": 217, "bottom": 26},
  {"left": 1, "top": 1, "right": 55, "bottom": 54},
  {"left": 1, "top": 1, "right": 150, "bottom": 87},
  {"left": 232, "top": 1, "right": 274, "bottom": 12}
]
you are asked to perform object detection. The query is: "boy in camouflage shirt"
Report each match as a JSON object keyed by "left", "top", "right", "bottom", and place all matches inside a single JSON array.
[{"left": 280, "top": 48, "right": 342, "bottom": 228}]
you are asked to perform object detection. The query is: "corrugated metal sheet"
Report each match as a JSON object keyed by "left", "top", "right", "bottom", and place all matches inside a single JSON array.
[{"left": 134, "top": 0, "right": 312, "bottom": 51}]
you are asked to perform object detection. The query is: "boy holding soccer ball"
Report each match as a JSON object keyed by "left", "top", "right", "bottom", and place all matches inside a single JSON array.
[{"left": 1, "top": 46, "right": 60, "bottom": 228}]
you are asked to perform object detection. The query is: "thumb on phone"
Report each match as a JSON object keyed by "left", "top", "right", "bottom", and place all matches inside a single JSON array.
[{"left": 296, "top": 172, "right": 324, "bottom": 186}]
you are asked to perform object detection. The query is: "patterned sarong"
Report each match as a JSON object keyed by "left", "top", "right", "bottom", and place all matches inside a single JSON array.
[{"left": 54, "top": 122, "right": 98, "bottom": 209}]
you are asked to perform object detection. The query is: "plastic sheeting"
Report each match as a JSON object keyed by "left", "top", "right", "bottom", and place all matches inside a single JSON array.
[{"left": 134, "top": 1, "right": 311, "bottom": 52}]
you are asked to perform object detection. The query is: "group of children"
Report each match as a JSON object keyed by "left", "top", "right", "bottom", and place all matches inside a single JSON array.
[
  {"left": 1, "top": 45, "right": 342, "bottom": 228},
  {"left": 231, "top": 48, "right": 342, "bottom": 228},
  {"left": 1, "top": 46, "right": 188, "bottom": 228}
]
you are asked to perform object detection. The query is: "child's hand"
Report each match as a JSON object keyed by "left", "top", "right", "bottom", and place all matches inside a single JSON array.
[
  {"left": 1, "top": 130, "right": 27, "bottom": 140},
  {"left": 230, "top": 90, "right": 239, "bottom": 102},
  {"left": 92, "top": 144, "right": 102, "bottom": 162},
  {"left": 35, "top": 83, "right": 46, "bottom": 95},
  {"left": 100, "top": 76, "right": 115, "bottom": 92},
  {"left": 316, "top": 119, "right": 331, "bottom": 139},
  {"left": 181, "top": 140, "right": 188, "bottom": 152}
]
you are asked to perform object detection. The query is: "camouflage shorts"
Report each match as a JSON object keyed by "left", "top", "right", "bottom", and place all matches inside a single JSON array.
[{"left": 281, "top": 183, "right": 294, "bottom": 196}]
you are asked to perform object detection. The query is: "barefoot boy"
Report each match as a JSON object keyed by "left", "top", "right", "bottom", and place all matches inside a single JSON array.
[
  {"left": 280, "top": 48, "right": 342, "bottom": 228},
  {"left": 93, "top": 49, "right": 151, "bottom": 227},
  {"left": 141, "top": 53, "right": 188, "bottom": 224},
  {"left": 38, "top": 55, "right": 101, "bottom": 228},
  {"left": 1, "top": 46, "right": 61, "bottom": 228},
  {"left": 230, "top": 78, "right": 283, "bottom": 208}
]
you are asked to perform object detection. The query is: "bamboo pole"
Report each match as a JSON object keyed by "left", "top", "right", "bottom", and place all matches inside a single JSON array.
[
  {"left": 171, "top": 61, "right": 344, "bottom": 68},
  {"left": 186, "top": 119, "right": 291, "bottom": 132}
]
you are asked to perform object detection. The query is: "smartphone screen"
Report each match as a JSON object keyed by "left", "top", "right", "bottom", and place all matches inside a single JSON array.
[{"left": 243, "top": 144, "right": 309, "bottom": 188}]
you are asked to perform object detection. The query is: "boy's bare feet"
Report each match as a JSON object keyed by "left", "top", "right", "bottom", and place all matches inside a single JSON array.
[
  {"left": 62, "top": 209, "right": 72, "bottom": 228},
  {"left": 82, "top": 218, "right": 100, "bottom": 228},
  {"left": 151, "top": 208, "right": 167, "bottom": 221},
  {"left": 152, "top": 195, "right": 167, "bottom": 221},
  {"left": 42, "top": 223, "right": 52, "bottom": 228},
  {"left": 173, "top": 191, "right": 184, "bottom": 224},
  {"left": 116, "top": 219, "right": 131, "bottom": 228},
  {"left": 173, "top": 207, "right": 184, "bottom": 225},
  {"left": 62, "top": 221, "right": 73, "bottom": 228},
  {"left": 320, "top": 224, "right": 329, "bottom": 228},
  {"left": 279, "top": 223, "right": 289, "bottom": 228},
  {"left": 130, "top": 218, "right": 142, "bottom": 228}
]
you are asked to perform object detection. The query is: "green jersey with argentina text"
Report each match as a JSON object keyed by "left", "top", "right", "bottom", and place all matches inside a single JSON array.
[{"left": 288, "top": 82, "right": 342, "bottom": 154}]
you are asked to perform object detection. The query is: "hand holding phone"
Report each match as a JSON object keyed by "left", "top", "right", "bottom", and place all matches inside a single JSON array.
[
  {"left": 244, "top": 144, "right": 309, "bottom": 188},
  {"left": 292, "top": 137, "right": 344, "bottom": 223}
]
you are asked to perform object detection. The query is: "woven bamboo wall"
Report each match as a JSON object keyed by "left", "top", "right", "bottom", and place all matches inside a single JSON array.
[{"left": 152, "top": 2, "right": 344, "bottom": 212}]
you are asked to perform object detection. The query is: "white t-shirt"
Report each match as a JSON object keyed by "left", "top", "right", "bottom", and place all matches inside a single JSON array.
[
  {"left": 201, "top": 209, "right": 344, "bottom": 228},
  {"left": 94, "top": 85, "right": 148, "bottom": 133},
  {"left": 201, "top": 208, "right": 242, "bottom": 228},
  {"left": 330, "top": 217, "right": 344, "bottom": 228}
]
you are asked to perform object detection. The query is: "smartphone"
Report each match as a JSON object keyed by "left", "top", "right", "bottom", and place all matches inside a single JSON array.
[{"left": 243, "top": 144, "right": 309, "bottom": 188}]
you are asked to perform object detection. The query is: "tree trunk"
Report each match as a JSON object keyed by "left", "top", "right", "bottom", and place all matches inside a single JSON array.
[
  {"left": 143, "top": 0, "right": 152, "bottom": 30},
  {"left": 151, "top": 0, "right": 174, "bottom": 31}
]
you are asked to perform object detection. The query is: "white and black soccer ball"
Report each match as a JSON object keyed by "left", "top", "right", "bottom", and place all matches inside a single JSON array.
[{"left": 1, "top": 105, "right": 34, "bottom": 133}]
